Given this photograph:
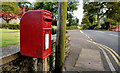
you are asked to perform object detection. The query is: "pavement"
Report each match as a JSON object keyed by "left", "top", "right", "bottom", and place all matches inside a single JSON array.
[
  {"left": 64, "top": 30, "right": 112, "bottom": 72},
  {"left": 0, "top": 45, "right": 20, "bottom": 58}
]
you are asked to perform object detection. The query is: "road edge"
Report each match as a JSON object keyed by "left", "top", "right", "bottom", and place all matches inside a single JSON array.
[{"left": 80, "top": 30, "right": 116, "bottom": 72}]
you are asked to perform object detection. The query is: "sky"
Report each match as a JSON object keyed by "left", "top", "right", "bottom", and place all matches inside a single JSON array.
[
  {"left": 73, "top": 0, "right": 84, "bottom": 24},
  {"left": 29, "top": 0, "right": 35, "bottom": 3},
  {"left": 28, "top": 0, "right": 84, "bottom": 24}
]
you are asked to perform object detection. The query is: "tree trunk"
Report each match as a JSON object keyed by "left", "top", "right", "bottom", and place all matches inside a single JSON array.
[
  {"left": 7, "top": 20, "right": 9, "bottom": 23},
  {"left": 97, "top": 13, "right": 100, "bottom": 27},
  {"left": 2, "top": 18, "right": 10, "bottom": 23}
]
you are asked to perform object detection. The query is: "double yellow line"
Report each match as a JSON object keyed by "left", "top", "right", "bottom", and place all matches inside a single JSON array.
[{"left": 87, "top": 40, "right": 120, "bottom": 67}]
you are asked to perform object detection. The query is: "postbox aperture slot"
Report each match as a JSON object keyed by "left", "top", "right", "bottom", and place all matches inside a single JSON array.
[
  {"left": 43, "top": 17, "right": 52, "bottom": 22},
  {"left": 44, "top": 19, "right": 52, "bottom": 22}
]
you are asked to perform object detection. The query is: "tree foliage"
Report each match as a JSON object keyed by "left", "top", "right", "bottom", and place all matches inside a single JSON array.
[
  {"left": 33, "top": 1, "right": 79, "bottom": 26},
  {"left": 67, "top": 1, "right": 79, "bottom": 26},
  {"left": 82, "top": 2, "right": 120, "bottom": 29},
  {"left": 67, "top": 13, "right": 79, "bottom": 26},
  {"left": 106, "top": 2, "right": 120, "bottom": 22},
  {"left": 67, "top": 1, "right": 78, "bottom": 12},
  {"left": 2, "top": 2, "right": 20, "bottom": 15},
  {"left": 1, "top": 2, "right": 23, "bottom": 23},
  {"left": 83, "top": 2, "right": 107, "bottom": 26},
  {"left": 17, "top": 2, "right": 32, "bottom": 11}
]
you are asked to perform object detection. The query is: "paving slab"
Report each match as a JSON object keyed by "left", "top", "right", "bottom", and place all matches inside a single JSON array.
[{"left": 75, "top": 48, "right": 105, "bottom": 71}]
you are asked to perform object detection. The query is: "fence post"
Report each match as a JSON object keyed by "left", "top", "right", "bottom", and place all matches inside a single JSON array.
[{"left": 32, "top": 58, "right": 48, "bottom": 72}]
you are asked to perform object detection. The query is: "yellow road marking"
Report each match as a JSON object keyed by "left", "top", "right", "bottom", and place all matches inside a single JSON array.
[
  {"left": 97, "top": 44, "right": 120, "bottom": 66},
  {"left": 87, "top": 40, "right": 120, "bottom": 66},
  {"left": 99, "top": 44, "right": 120, "bottom": 60},
  {"left": 87, "top": 40, "right": 120, "bottom": 60}
]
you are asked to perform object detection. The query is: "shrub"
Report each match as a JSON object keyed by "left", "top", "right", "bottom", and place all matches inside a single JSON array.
[
  {"left": 101, "top": 23, "right": 106, "bottom": 29},
  {"left": 88, "top": 23, "right": 97, "bottom": 29},
  {"left": 82, "top": 24, "right": 89, "bottom": 30},
  {"left": 66, "top": 26, "right": 78, "bottom": 30},
  {"left": 0, "top": 23, "right": 8, "bottom": 28},
  {"left": 94, "top": 26, "right": 101, "bottom": 30},
  {"left": 51, "top": 25, "right": 69, "bottom": 34},
  {"left": 52, "top": 25, "right": 57, "bottom": 35}
]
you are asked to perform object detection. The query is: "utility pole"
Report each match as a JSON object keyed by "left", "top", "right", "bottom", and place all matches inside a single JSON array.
[{"left": 55, "top": 1, "right": 67, "bottom": 73}]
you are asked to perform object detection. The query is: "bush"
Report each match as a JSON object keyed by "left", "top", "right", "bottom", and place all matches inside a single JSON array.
[
  {"left": 1, "top": 23, "right": 20, "bottom": 29},
  {"left": 66, "top": 26, "right": 78, "bottom": 30},
  {"left": 82, "top": 24, "right": 89, "bottom": 30},
  {"left": 52, "top": 25, "right": 57, "bottom": 35},
  {"left": 88, "top": 23, "right": 97, "bottom": 29},
  {"left": 94, "top": 26, "right": 101, "bottom": 30},
  {"left": 101, "top": 23, "right": 106, "bottom": 29},
  {"left": 0, "top": 23, "right": 8, "bottom": 28}
]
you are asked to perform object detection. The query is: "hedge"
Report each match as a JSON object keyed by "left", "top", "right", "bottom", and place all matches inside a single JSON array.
[
  {"left": 0, "top": 23, "right": 57, "bottom": 34},
  {"left": 0, "top": 23, "right": 20, "bottom": 29},
  {"left": 66, "top": 26, "right": 78, "bottom": 30}
]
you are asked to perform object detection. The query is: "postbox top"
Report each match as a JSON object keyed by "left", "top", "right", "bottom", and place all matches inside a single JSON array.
[
  {"left": 27, "top": 9, "right": 51, "bottom": 13},
  {"left": 20, "top": 9, "right": 52, "bottom": 29},
  {"left": 21, "top": 9, "right": 52, "bottom": 18}
]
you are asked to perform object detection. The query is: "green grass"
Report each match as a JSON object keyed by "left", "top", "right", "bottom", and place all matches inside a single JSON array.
[
  {"left": 1, "top": 29, "right": 20, "bottom": 33},
  {"left": 0, "top": 29, "right": 20, "bottom": 48}
]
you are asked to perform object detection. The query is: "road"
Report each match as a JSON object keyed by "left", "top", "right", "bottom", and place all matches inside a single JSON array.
[{"left": 82, "top": 30, "right": 120, "bottom": 72}]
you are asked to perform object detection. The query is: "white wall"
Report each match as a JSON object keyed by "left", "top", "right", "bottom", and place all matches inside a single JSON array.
[
  {"left": 9, "top": 18, "right": 20, "bottom": 24},
  {"left": 1, "top": 18, "right": 20, "bottom": 24}
]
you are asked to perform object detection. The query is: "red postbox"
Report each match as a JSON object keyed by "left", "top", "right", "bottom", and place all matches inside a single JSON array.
[{"left": 20, "top": 9, "right": 52, "bottom": 59}]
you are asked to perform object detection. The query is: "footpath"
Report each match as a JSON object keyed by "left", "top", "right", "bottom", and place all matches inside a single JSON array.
[{"left": 64, "top": 30, "right": 111, "bottom": 72}]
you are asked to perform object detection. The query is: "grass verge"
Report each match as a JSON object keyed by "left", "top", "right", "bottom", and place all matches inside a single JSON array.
[{"left": 0, "top": 29, "right": 20, "bottom": 48}]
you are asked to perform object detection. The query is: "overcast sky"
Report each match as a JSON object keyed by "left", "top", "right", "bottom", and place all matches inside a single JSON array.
[
  {"left": 73, "top": 0, "right": 83, "bottom": 24},
  {"left": 29, "top": 0, "right": 84, "bottom": 24}
]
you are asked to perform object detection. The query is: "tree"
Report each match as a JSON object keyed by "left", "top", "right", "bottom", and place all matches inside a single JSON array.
[
  {"left": 67, "top": 1, "right": 78, "bottom": 12},
  {"left": 67, "top": 1, "right": 79, "bottom": 26},
  {"left": 0, "top": 10, "right": 15, "bottom": 23},
  {"left": 83, "top": 2, "right": 107, "bottom": 27},
  {"left": 75, "top": 17, "right": 79, "bottom": 24},
  {"left": 88, "top": 15, "right": 95, "bottom": 24},
  {"left": 67, "top": 13, "right": 73, "bottom": 26},
  {"left": 34, "top": 2, "right": 58, "bottom": 18},
  {"left": 2, "top": 2, "right": 20, "bottom": 15},
  {"left": 81, "top": 15, "right": 90, "bottom": 26},
  {"left": 17, "top": 2, "right": 32, "bottom": 11},
  {"left": 106, "top": 2, "right": 120, "bottom": 23},
  {"left": 1, "top": 2, "right": 23, "bottom": 23},
  {"left": 83, "top": 2, "right": 120, "bottom": 27},
  {"left": 67, "top": 13, "right": 79, "bottom": 26},
  {"left": 33, "top": 1, "right": 79, "bottom": 26},
  {"left": 34, "top": 2, "right": 58, "bottom": 25}
]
